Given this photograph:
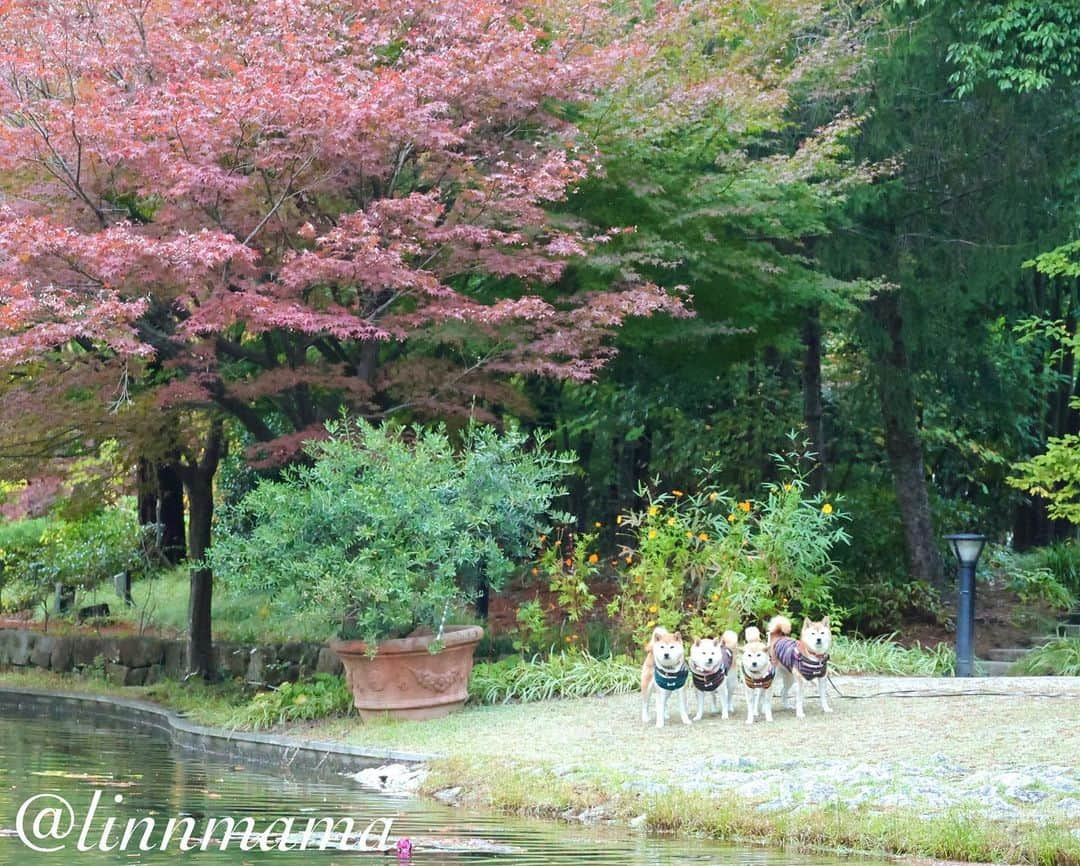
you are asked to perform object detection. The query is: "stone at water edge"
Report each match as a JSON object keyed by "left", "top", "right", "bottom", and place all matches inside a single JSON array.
[{"left": 347, "top": 763, "right": 428, "bottom": 794}]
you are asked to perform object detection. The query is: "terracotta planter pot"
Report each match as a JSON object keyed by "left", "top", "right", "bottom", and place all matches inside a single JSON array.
[{"left": 330, "top": 625, "right": 483, "bottom": 721}]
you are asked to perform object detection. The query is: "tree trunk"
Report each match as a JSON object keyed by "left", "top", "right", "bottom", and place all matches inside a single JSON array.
[
  {"left": 156, "top": 462, "right": 186, "bottom": 565},
  {"left": 137, "top": 458, "right": 157, "bottom": 527},
  {"left": 178, "top": 420, "right": 225, "bottom": 681},
  {"left": 870, "top": 293, "right": 944, "bottom": 590},
  {"left": 802, "top": 307, "right": 826, "bottom": 493},
  {"left": 137, "top": 458, "right": 187, "bottom": 565}
]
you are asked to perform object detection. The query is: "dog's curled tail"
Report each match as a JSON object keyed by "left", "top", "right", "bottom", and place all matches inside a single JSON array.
[
  {"left": 767, "top": 615, "right": 792, "bottom": 638},
  {"left": 720, "top": 629, "right": 738, "bottom": 650},
  {"left": 743, "top": 626, "right": 761, "bottom": 644}
]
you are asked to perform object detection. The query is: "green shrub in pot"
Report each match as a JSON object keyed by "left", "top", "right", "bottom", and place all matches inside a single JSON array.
[{"left": 209, "top": 417, "right": 573, "bottom": 647}]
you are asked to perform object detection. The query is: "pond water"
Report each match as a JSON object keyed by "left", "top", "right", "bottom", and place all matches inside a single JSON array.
[{"left": 0, "top": 702, "right": 882, "bottom": 865}]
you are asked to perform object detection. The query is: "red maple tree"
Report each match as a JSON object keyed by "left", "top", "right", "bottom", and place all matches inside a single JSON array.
[{"left": 0, "top": 0, "right": 685, "bottom": 674}]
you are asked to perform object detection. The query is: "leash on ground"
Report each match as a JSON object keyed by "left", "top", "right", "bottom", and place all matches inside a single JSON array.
[{"left": 825, "top": 673, "right": 1072, "bottom": 700}]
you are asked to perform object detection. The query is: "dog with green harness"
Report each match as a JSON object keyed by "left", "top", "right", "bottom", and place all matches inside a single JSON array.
[{"left": 640, "top": 627, "right": 692, "bottom": 727}]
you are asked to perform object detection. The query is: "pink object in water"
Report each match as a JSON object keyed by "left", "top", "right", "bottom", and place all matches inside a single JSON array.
[{"left": 396, "top": 838, "right": 413, "bottom": 859}]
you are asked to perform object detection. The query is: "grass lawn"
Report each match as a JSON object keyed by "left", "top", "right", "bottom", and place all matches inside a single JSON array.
[{"left": 1, "top": 668, "right": 1077, "bottom": 865}]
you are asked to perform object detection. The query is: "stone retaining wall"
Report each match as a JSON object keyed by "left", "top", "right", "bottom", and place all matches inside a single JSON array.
[{"left": 0, "top": 628, "right": 342, "bottom": 686}]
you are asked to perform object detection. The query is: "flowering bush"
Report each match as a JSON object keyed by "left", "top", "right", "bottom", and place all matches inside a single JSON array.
[
  {"left": 537, "top": 530, "right": 600, "bottom": 624},
  {"left": 209, "top": 418, "right": 573, "bottom": 646},
  {"left": 608, "top": 458, "right": 849, "bottom": 645}
]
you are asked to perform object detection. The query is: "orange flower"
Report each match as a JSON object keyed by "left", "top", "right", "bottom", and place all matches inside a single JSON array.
[
  {"left": 564, "top": 557, "right": 573, "bottom": 567},
  {"left": 698, "top": 532, "right": 708, "bottom": 541},
  {"left": 588, "top": 553, "right": 599, "bottom": 564},
  {"left": 625, "top": 555, "right": 633, "bottom": 564},
  {"left": 673, "top": 490, "right": 684, "bottom": 497},
  {"left": 738, "top": 500, "right": 751, "bottom": 512},
  {"left": 531, "top": 567, "right": 539, "bottom": 576}
]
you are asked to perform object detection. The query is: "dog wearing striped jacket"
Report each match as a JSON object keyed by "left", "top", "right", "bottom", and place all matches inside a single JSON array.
[{"left": 767, "top": 615, "right": 833, "bottom": 719}]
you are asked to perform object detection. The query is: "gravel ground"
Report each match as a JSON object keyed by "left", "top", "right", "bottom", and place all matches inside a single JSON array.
[{"left": 308, "top": 676, "right": 1080, "bottom": 829}]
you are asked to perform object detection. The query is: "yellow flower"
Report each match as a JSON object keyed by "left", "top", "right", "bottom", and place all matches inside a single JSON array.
[
  {"left": 625, "top": 555, "right": 633, "bottom": 564},
  {"left": 784, "top": 483, "right": 792, "bottom": 492},
  {"left": 698, "top": 532, "right": 708, "bottom": 541},
  {"left": 648, "top": 604, "right": 658, "bottom": 614},
  {"left": 647, "top": 529, "right": 658, "bottom": 539},
  {"left": 588, "top": 553, "right": 599, "bottom": 564},
  {"left": 727, "top": 514, "right": 736, "bottom": 523},
  {"left": 594, "top": 522, "right": 602, "bottom": 528},
  {"left": 539, "top": 534, "right": 547, "bottom": 543},
  {"left": 616, "top": 515, "right": 623, "bottom": 525},
  {"left": 565, "top": 635, "right": 573, "bottom": 642},
  {"left": 666, "top": 517, "right": 676, "bottom": 526},
  {"left": 686, "top": 531, "right": 693, "bottom": 538},
  {"left": 646, "top": 621, "right": 656, "bottom": 629},
  {"left": 738, "top": 500, "right": 751, "bottom": 512},
  {"left": 821, "top": 503, "right": 833, "bottom": 515},
  {"left": 293, "top": 693, "right": 308, "bottom": 705},
  {"left": 708, "top": 492, "right": 718, "bottom": 502},
  {"left": 673, "top": 490, "right": 684, "bottom": 497},
  {"left": 648, "top": 505, "right": 659, "bottom": 516}
]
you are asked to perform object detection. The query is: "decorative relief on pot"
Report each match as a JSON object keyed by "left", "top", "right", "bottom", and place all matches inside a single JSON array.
[
  {"left": 408, "top": 666, "right": 460, "bottom": 693},
  {"left": 366, "top": 669, "right": 387, "bottom": 692}
]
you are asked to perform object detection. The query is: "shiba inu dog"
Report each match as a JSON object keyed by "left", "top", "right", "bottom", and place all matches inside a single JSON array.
[
  {"left": 688, "top": 632, "right": 738, "bottom": 720},
  {"left": 740, "top": 626, "right": 775, "bottom": 724},
  {"left": 768, "top": 614, "right": 833, "bottom": 718},
  {"left": 640, "top": 627, "right": 691, "bottom": 727}
]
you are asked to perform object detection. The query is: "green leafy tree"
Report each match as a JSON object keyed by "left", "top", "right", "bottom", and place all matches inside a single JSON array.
[{"left": 208, "top": 419, "right": 573, "bottom": 646}]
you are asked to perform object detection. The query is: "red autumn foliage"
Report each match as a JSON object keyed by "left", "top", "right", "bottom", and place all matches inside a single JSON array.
[{"left": 0, "top": 0, "right": 687, "bottom": 465}]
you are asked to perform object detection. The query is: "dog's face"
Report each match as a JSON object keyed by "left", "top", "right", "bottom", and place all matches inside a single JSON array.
[
  {"left": 690, "top": 637, "right": 721, "bottom": 671},
  {"left": 652, "top": 630, "right": 685, "bottom": 668},
  {"left": 800, "top": 616, "right": 832, "bottom": 654},
  {"left": 741, "top": 641, "right": 771, "bottom": 677}
]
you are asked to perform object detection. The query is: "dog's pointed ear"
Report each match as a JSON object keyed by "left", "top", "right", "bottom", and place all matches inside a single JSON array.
[
  {"left": 822, "top": 615, "right": 831, "bottom": 628},
  {"left": 673, "top": 631, "right": 681, "bottom": 642},
  {"left": 802, "top": 617, "right": 811, "bottom": 632},
  {"left": 693, "top": 637, "right": 700, "bottom": 646},
  {"left": 713, "top": 635, "right": 720, "bottom": 644}
]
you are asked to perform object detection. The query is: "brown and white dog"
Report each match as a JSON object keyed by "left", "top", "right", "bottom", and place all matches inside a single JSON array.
[
  {"left": 767, "top": 615, "right": 833, "bottom": 718},
  {"left": 688, "top": 632, "right": 738, "bottom": 721},
  {"left": 740, "top": 626, "right": 775, "bottom": 724},
  {"left": 640, "top": 627, "right": 691, "bottom": 727}
]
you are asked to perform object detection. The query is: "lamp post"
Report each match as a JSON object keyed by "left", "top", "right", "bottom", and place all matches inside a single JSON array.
[{"left": 944, "top": 533, "right": 987, "bottom": 677}]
